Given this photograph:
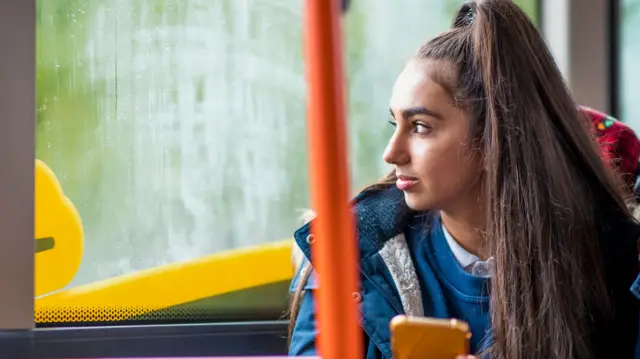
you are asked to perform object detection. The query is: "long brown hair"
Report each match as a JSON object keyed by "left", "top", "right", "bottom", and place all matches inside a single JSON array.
[
  {"left": 421, "top": 1, "right": 632, "bottom": 358},
  {"left": 289, "top": 1, "right": 635, "bottom": 358}
]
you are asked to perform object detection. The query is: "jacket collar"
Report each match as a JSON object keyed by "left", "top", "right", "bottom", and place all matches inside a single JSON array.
[
  {"left": 293, "top": 186, "right": 413, "bottom": 263},
  {"left": 292, "top": 186, "right": 426, "bottom": 319}
]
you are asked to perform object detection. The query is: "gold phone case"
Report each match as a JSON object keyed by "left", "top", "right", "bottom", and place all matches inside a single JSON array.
[{"left": 390, "top": 315, "right": 471, "bottom": 359}]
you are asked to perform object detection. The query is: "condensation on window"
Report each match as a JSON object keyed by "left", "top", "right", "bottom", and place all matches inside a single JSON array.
[{"left": 36, "top": 0, "right": 536, "bottom": 289}]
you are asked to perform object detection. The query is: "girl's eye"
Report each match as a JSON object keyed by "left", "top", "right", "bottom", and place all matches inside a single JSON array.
[
  {"left": 388, "top": 120, "right": 397, "bottom": 128},
  {"left": 414, "top": 122, "right": 432, "bottom": 134}
]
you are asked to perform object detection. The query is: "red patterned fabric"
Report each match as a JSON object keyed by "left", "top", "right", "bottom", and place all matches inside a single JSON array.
[{"left": 580, "top": 106, "right": 640, "bottom": 186}]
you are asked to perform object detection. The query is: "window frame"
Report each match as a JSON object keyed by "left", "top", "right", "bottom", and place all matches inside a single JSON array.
[
  {"left": 608, "top": 0, "right": 621, "bottom": 118},
  {"left": 0, "top": 321, "right": 289, "bottom": 358},
  {"left": 0, "top": 0, "right": 36, "bottom": 331}
]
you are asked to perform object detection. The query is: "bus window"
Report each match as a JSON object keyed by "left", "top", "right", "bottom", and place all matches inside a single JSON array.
[
  {"left": 620, "top": 0, "right": 640, "bottom": 132},
  {"left": 34, "top": 0, "right": 539, "bottom": 327}
]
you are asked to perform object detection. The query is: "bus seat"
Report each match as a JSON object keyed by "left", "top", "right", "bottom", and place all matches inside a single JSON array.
[{"left": 581, "top": 106, "right": 640, "bottom": 189}]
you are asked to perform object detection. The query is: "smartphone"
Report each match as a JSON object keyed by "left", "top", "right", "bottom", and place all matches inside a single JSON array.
[{"left": 390, "top": 315, "right": 471, "bottom": 359}]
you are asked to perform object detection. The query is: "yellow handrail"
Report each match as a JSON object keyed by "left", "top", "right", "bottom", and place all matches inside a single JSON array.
[{"left": 36, "top": 239, "right": 294, "bottom": 322}]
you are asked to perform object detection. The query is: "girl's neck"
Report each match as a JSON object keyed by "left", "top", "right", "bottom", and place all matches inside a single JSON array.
[{"left": 440, "top": 204, "right": 488, "bottom": 260}]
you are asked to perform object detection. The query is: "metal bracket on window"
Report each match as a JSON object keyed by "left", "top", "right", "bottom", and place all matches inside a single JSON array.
[
  {"left": 342, "top": 0, "right": 351, "bottom": 13},
  {"left": 35, "top": 237, "right": 55, "bottom": 254}
]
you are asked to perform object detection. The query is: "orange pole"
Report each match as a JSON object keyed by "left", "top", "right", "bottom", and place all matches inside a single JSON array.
[{"left": 303, "top": 1, "right": 362, "bottom": 359}]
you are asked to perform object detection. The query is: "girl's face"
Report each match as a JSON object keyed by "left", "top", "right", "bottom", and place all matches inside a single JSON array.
[{"left": 385, "top": 59, "right": 483, "bottom": 212}]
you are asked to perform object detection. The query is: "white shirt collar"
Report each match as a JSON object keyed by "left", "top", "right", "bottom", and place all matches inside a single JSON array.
[
  {"left": 442, "top": 223, "right": 480, "bottom": 268},
  {"left": 441, "top": 222, "right": 493, "bottom": 278}
]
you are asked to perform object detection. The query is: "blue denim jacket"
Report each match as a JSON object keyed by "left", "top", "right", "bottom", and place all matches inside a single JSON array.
[{"left": 288, "top": 186, "right": 640, "bottom": 358}]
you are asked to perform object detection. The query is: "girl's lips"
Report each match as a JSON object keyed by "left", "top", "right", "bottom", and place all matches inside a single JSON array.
[{"left": 396, "top": 176, "right": 419, "bottom": 191}]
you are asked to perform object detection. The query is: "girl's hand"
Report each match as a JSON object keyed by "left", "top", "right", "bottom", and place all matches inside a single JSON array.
[{"left": 456, "top": 356, "right": 477, "bottom": 359}]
